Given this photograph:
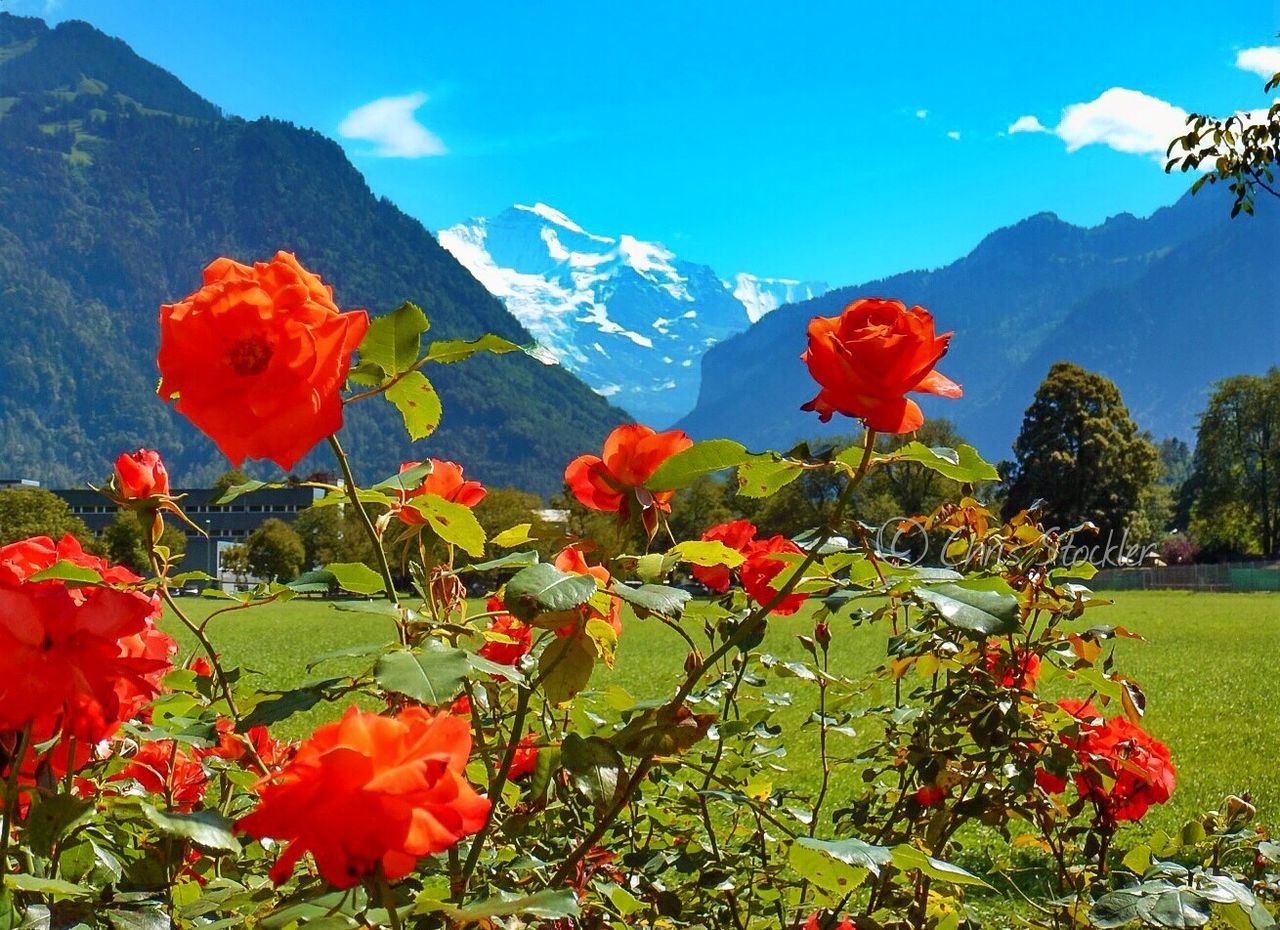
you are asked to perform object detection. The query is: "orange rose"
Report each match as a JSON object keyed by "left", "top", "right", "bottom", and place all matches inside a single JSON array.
[
  {"left": 237, "top": 705, "right": 489, "bottom": 888},
  {"left": 801, "top": 298, "right": 961, "bottom": 433},
  {"left": 114, "top": 449, "right": 170, "bottom": 500},
  {"left": 395, "top": 459, "right": 487, "bottom": 526},
  {"left": 564, "top": 424, "right": 692, "bottom": 536},
  {"left": 157, "top": 252, "right": 369, "bottom": 470}
]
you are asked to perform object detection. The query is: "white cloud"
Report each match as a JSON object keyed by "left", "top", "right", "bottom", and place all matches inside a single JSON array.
[
  {"left": 915, "top": 109, "right": 929, "bottom": 119},
  {"left": 946, "top": 130, "right": 961, "bottom": 141},
  {"left": 1054, "top": 88, "right": 1187, "bottom": 154},
  {"left": 1236, "top": 46, "right": 1280, "bottom": 80},
  {"left": 1009, "top": 88, "right": 1188, "bottom": 159},
  {"left": 338, "top": 92, "right": 446, "bottom": 158},
  {"left": 1008, "top": 114, "right": 1047, "bottom": 134}
]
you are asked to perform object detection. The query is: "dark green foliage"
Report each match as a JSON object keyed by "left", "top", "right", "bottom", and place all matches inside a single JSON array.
[
  {"left": 0, "top": 14, "right": 622, "bottom": 496},
  {"left": 1187, "top": 369, "right": 1280, "bottom": 557},
  {"left": 1002, "top": 362, "right": 1160, "bottom": 539},
  {"left": 98, "top": 509, "right": 186, "bottom": 574},
  {"left": 0, "top": 486, "right": 90, "bottom": 545},
  {"left": 245, "top": 517, "right": 305, "bottom": 582}
]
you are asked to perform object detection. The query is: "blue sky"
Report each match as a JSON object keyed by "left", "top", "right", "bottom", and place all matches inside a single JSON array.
[{"left": 14, "top": 0, "right": 1280, "bottom": 284}]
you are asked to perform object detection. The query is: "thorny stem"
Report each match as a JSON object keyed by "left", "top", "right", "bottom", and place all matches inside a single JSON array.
[
  {"left": 327, "top": 435, "right": 403, "bottom": 640},
  {"left": 151, "top": 552, "right": 268, "bottom": 775},
  {"left": 454, "top": 686, "right": 532, "bottom": 900},
  {"left": 0, "top": 723, "right": 32, "bottom": 878}
]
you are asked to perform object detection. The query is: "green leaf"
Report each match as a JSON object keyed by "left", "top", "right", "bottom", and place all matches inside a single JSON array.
[
  {"left": 105, "top": 908, "right": 171, "bottom": 930},
  {"left": 670, "top": 539, "right": 746, "bottom": 568},
  {"left": 466, "top": 651, "right": 527, "bottom": 685},
  {"left": 1091, "top": 892, "right": 1142, "bottom": 929},
  {"left": 646, "top": 439, "right": 749, "bottom": 491},
  {"left": 504, "top": 563, "right": 599, "bottom": 621},
  {"left": 491, "top": 523, "right": 535, "bottom": 548},
  {"left": 375, "top": 641, "right": 470, "bottom": 706},
  {"left": 322, "top": 562, "right": 385, "bottom": 596},
  {"left": 890, "top": 844, "right": 990, "bottom": 887},
  {"left": 385, "top": 370, "right": 443, "bottom": 441},
  {"left": 372, "top": 461, "right": 432, "bottom": 493},
  {"left": 611, "top": 583, "right": 690, "bottom": 617},
  {"left": 561, "top": 734, "right": 627, "bottom": 810},
  {"left": 28, "top": 561, "right": 102, "bottom": 585},
  {"left": 463, "top": 551, "right": 539, "bottom": 572},
  {"left": 23, "top": 794, "right": 93, "bottom": 858},
  {"left": 402, "top": 492, "right": 486, "bottom": 557},
  {"left": 539, "top": 635, "right": 597, "bottom": 706},
  {"left": 242, "top": 680, "right": 342, "bottom": 728},
  {"left": 424, "top": 334, "right": 524, "bottom": 365},
  {"left": 306, "top": 641, "right": 394, "bottom": 671},
  {"left": 790, "top": 837, "right": 887, "bottom": 900},
  {"left": 355, "top": 300, "right": 429, "bottom": 381},
  {"left": 913, "top": 582, "right": 1019, "bottom": 637},
  {"left": 3, "top": 874, "right": 92, "bottom": 898},
  {"left": 864, "top": 442, "right": 999, "bottom": 484},
  {"left": 612, "top": 704, "right": 714, "bottom": 757},
  {"left": 425, "top": 889, "right": 580, "bottom": 922},
  {"left": 737, "top": 453, "right": 804, "bottom": 498},
  {"left": 212, "top": 479, "right": 282, "bottom": 505},
  {"left": 141, "top": 804, "right": 241, "bottom": 854}
]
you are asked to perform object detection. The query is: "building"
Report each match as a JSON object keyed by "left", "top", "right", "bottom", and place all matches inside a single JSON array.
[{"left": 54, "top": 485, "right": 323, "bottom": 539}]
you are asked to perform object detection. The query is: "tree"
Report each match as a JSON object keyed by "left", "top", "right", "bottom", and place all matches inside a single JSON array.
[
  {"left": 471, "top": 487, "right": 559, "bottom": 562},
  {"left": 99, "top": 510, "right": 188, "bottom": 574},
  {"left": 245, "top": 518, "right": 305, "bottom": 582},
  {"left": 1166, "top": 45, "right": 1279, "bottom": 216},
  {"left": 211, "top": 469, "right": 250, "bottom": 496},
  {"left": 1186, "top": 370, "right": 1280, "bottom": 557},
  {"left": 0, "top": 487, "right": 90, "bottom": 546},
  {"left": 1002, "top": 362, "right": 1160, "bottom": 540},
  {"left": 667, "top": 476, "right": 736, "bottom": 543},
  {"left": 221, "top": 543, "right": 251, "bottom": 585}
]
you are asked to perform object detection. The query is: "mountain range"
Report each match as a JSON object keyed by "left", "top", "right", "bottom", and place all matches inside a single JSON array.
[
  {"left": 0, "top": 12, "right": 623, "bottom": 497},
  {"left": 677, "top": 188, "right": 1280, "bottom": 460},
  {"left": 438, "top": 204, "right": 826, "bottom": 425}
]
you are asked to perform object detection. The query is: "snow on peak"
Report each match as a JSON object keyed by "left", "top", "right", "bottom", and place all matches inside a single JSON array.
[
  {"left": 729, "top": 273, "right": 830, "bottom": 323},
  {"left": 438, "top": 204, "right": 828, "bottom": 425}
]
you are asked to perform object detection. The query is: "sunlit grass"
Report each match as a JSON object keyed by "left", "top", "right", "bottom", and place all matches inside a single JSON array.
[{"left": 165, "top": 590, "right": 1280, "bottom": 834}]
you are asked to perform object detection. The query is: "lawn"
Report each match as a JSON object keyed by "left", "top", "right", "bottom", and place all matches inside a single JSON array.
[{"left": 164, "top": 590, "right": 1280, "bottom": 835}]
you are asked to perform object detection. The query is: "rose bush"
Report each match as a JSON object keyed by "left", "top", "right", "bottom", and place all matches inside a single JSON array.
[{"left": 0, "top": 253, "right": 1272, "bottom": 930}]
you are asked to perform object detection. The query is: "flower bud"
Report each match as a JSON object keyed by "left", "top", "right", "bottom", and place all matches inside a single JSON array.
[
  {"left": 685, "top": 649, "right": 704, "bottom": 676},
  {"left": 115, "top": 449, "right": 170, "bottom": 500},
  {"left": 814, "top": 621, "right": 831, "bottom": 649}
]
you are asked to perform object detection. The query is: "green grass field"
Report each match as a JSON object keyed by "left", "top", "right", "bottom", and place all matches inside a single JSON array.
[{"left": 165, "top": 591, "right": 1280, "bottom": 835}]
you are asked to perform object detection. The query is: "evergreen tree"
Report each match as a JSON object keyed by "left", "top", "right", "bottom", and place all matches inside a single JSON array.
[{"left": 1002, "top": 362, "right": 1159, "bottom": 539}]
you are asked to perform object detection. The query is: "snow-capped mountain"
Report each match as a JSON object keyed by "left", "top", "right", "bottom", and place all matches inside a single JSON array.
[{"left": 438, "top": 203, "right": 826, "bottom": 426}]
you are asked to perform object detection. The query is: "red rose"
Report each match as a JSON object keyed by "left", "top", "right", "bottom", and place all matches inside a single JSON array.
[
  {"left": 477, "top": 599, "right": 533, "bottom": 670},
  {"left": 565, "top": 425, "right": 693, "bottom": 536},
  {"left": 202, "top": 718, "right": 294, "bottom": 771},
  {"left": 1047, "top": 700, "right": 1177, "bottom": 823},
  {"left": 237, "top": 706, "right": 489, "bottom": 888},
  {"left": 914, "top": 784, "right": 947, "bottom": 807},
  {"left": 158, "top": 252, "right": 369, "bottom": 470},
  {"left": 801, "top": 298, "right": 962, "bottom": 433},
  {"left": 395, "top": 459, "right": 487, "bottom": 526},
  {"left": 691, "top": 519, "right": 758, "bottom": 593},
  {"left": 111, "top": 740, "right": 209, "bottom": 812},
  {"left": 507, "top": 733, "right": 539, "bottom": 781},
  {"left": 114, "top": 449, "right": 171, "bottom": 500},
  {"left": 0, "top": 535, "right": 173, "bottom": 742},
  {"left": 805, "top": 912, "right": 856, "bottom": 930},
  {"left": 983, "top": 642, "right": 1041, "bottom": 691},
  {"left": 739, "top": 535, "right": 809, "bottom": 616}
]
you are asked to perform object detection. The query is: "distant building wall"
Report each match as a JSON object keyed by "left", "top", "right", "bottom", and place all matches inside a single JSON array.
[{"left": 52, "top": 486, "right": 323, "bottom": 538}]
